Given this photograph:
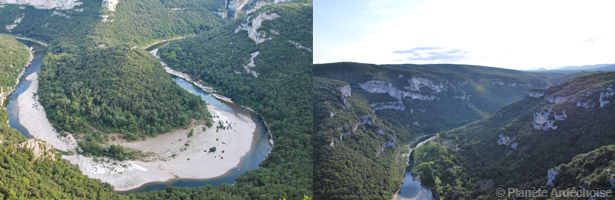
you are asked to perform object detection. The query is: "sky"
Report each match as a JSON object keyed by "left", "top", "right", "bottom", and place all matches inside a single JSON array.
[{"left": 314, "top": 0, "right": 615, "bottom": 70}]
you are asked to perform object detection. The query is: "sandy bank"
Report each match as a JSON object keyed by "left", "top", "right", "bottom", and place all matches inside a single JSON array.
[
  {"left": 17, "top": 72, "right": 79, "bottom": 153},
  {"left": 10, "top": 35, "right": 48, "bottom": 47},
  {"left": 64, "top": 103, "right": 256, "bottom": 191}
]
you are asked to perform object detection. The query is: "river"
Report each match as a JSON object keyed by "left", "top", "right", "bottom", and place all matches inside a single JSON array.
[
  {"left": 393, "top": 136, "right": 436, "bottom": 200},
  {"left": 6, "top": 39, "right": 46, "bottom": 139},
  {"left": 7, "top": 39, "right": 272, "bottom": 193}
]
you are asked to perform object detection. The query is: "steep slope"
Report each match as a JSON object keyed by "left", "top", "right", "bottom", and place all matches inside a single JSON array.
[
  {"left": 0, "top": 34, "right": 30, "bottom": 104},
  {"left": 127, "top": 1, "right": 312, "bottom": 199},
  {"left": 0, "top": 0, "right": 225, "bottom": 53},
  {"left": 313, "top": 62, "right": 561, "bottom": 199},
  {"left": 0, "top": 35, "right": 119, "bottom": 199},
  {"left": 413, "top": 72, "right": 615, "bottom": 198},
  {"left": 314, "top": 77, "right": 405, "bottom": 199}
]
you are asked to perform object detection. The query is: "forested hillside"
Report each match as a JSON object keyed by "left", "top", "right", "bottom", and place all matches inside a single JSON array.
[
  {"left": 38, "top": 44, "right": 209, "bottom": 141},
  {"left": 312, "top": 62, "right": 568, "bottom": 199},
  {"left": 0, "top": 34, "right": 30, "bottom": 102},
  {"left": 314, "top": 77, "right": 405, "bottom": 199},
  {"left": 0, "top": 0, "right": 225, "bottom": 53},
  {"left": 411, "top": 72, "right": 615, "bottom": 199},
  {"left": 128, "top": 2, "right": 313, "bottom": 199},
  {"left": 0, "top": 35, "right": 119, "bottom": 199}
]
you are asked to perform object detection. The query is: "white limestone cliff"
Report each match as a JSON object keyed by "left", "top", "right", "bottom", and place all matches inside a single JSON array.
[
  {"left": 19, "top": 139, "right": 56, "bottom": 160},
  {"left": 405, "top": 76, "right": 446, "bottom": 93},
  {"left": 4, "top": 13, "right": 24, "bottom": 32},
  {"left": 235, "top": 12, "right": 280, "bottom": 44},
  {"left": 497, "top": 134, "right": 512, "bottom": 146},
  {"left": 599, "top": 85, "right": 614, "bottom": 108},
  {"left": 288, "top": 40, "right": 312, "bottom": 52},
  {"left": 0, "top": 0, "right": 82, "bottom": 9},
  {"left": 358, "top": 80, "right": 436, "bottom": 101},
  {"left": 339, "top": 85, "right": 351, "bottom": 97},
  {"left": 533, "top": 108, "right": 566, "bottom": 131},
  {"left": 242, "top": 51, "right": 260, "bottom": 77},
  {"left": 527, "top": 91, "right": 544, "bottom": 98},
  {"left": 546, "top": 96, "right": 565, "bottom": 104},
  {"left": 338, "top": 85, "right": 351, "bottom": 107},
  {"left": 102, "top": 0, "right": 118, "bottom": 11},
  {"left": 225, "top": 0, "right": 290, "bottom": 20}
]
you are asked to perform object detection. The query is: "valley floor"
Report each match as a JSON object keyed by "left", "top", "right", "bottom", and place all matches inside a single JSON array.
[{"left": 63, "top": 103, "right": 255, "bottom": 191}]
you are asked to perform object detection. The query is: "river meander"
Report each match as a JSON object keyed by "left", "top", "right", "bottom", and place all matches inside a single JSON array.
[{"left": 7, "top": 38, "right": 272, "bottom": 193}]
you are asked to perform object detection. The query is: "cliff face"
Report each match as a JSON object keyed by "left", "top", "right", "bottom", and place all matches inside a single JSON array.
[
  {"left": 19, "top": 139, "right": 56, "bottom": 160},
  {"left": 225, "top": 0, "right": 290, "bottom": 20},
  {"left": 101, "top": 0, "right": 118, "bottom": 11},
  {"left": 0, "top": 0, "right": 82, "bottom": 9},
  {"left": 234, "top": 12, "right": 280, "bottom": 44}
]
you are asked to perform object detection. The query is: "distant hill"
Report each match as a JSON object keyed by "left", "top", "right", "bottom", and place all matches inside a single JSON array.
[{"left": 555, "top": 63, "right": 613, "bottom": 71}]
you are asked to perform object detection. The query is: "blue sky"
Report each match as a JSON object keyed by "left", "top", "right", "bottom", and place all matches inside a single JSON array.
[{"left": 314, "top": 0, "right": 615, "bottom": 70}]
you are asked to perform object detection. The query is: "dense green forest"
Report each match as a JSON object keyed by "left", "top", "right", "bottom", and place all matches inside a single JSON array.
[
  {"left": 0, "top": 0, "right": 226, "bottom": 54},
  {"left": 409, "top": 72, "right": 615, "bottom": 199},
  {"left": 313, "top": 77, "right": 405, "bottom": 199},
  {"left": 311, "top": 62, "right": 589, "bottom": 199},
  {"left": 0, "top": 35, "right": 120, "bottom": 199},
  {"left": 127, "top": 2, "right": 313, "bottom": 199},
  {"left": 38, "top": 45, "right": 210, "bottom": 140},
  {"left": 550, "top": 145, "right": 615, "bottom": 199},
  {"left": 0, "top": 34, "right": 30, "bottom": 102}
]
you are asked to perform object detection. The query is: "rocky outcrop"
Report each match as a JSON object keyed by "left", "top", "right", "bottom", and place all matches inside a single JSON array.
[
  {"left": 19, "top": 139, "right": 55, "bottom": 160},
  {"left": 288, "top": 40, "right": 312, "bottom": 52},
  {"left": 52, "top": 11, "right": 70, "bottom": 18},
  {"left": 358, "top": 80, "right": 436, "bottom": 101},
  {"left": 213, "top": 9, "right": 227, "bottom": 19},
  {"left": 406, "top": 76, "right": 445, "bottom": 93},
  {"left": 234, "top": 12, "right": 279, "bottom": 44},
  {"left": 527, "top": 91, "right": 544, "bottom": 98},
  {"left": 0, "top": 0, "right": 82, "bottom": 9},
  {"left": 533, "top": 108, "right": 566, "bottom": 130},
  {"left": 225, "top": 0, "right": 290, "bottom": 20},
  {"left": 370, "top": 101, "right": 404, "bottom": 111},
  {"left": 497, "top": 134, "right": 512, "bottom": 146},
  {"left": 546, "top": 96, "right": 565, "bottom": 104},
  {"left": 338, "top": 85, "right": 351, "bottom": 107},
  {"left": 339, "top": 85, "right": 351, "bottom": 97},
  {"left": 547, "top": 168, "right": 559, "bottom": 187},
  {"left": 102, "top": 0, "right": 118, "bottom": 11},
  {"left": 242, "top": 51, "right": 260, "bottom": 77},
  {"left": 454, "top": 95, "right": 471, "bottom": 100},
  {"left": 384, "top": 137, "right": 395, "bottom": 148},
  {"left": 4, "top": 13, "right": 24, "bottom": 32},
  {"left": 599, "top": 85, "right": 614, "bottom": 108}
]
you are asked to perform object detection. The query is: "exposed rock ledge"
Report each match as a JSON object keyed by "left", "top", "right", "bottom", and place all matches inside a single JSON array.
[
  {"left": 235, "top": 12, "right": 280, "bottom": 44},
  {"left": 533, "top": 108, "right": 566, "bottom": 131},
  {"left": 19, "top": 139, "right": 56, "bottom": 160},
  {"left": 102, "top": 0, "right": 118, "bottom": 11},
  {"left": 0, "top": 0, "right": 82, "bottom": 10},
  {"left": 243, "top": 51, "right": 260, "bottom": 77}
]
